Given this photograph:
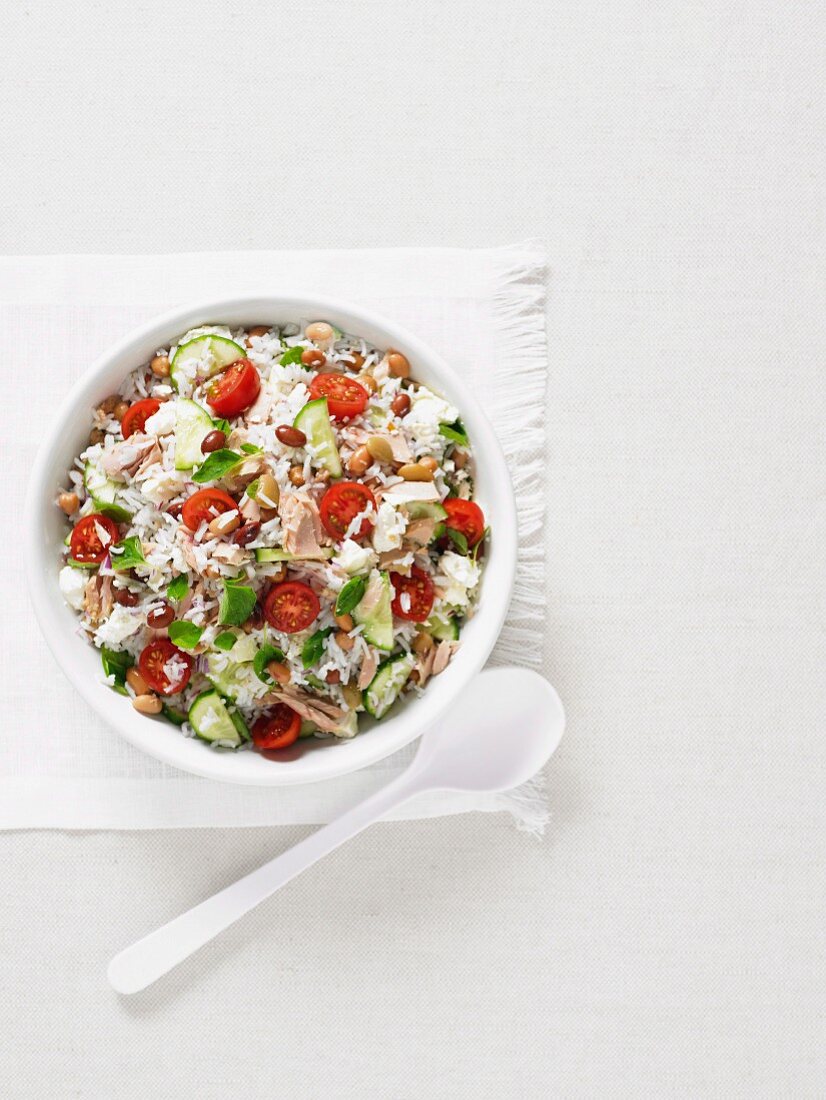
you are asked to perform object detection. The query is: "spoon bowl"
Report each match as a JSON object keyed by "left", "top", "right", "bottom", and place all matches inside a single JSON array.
[{"left": 410, "top": 667, "right": 565, "bottom": 793}]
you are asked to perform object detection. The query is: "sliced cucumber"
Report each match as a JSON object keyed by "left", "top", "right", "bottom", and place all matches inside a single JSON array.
[
  {"left": 174, "top": 399, "right": 215, "bottom": 470},
  {"left": 405, "top": 501, "right": 448, "bottom": 522},
  {"left": 363, "top": 653, "right": 416, "bottom": 719},
  {"left": 170, "top": 333, "right": 245, "bottom": 391},
  {"left": 67, "top": 557, "right": 98, "bottom": 570},
  {"left": 424, "top": 611, "right": 460, "bottom": 641},
  {"left": 161, "top": 702, "right": 188, "bottom": 727},
  {"left": 254, "top": 547, "right": 333, "bottom": 563},
  {"left": 84, "top": 460, "right": 133, "bottom": 522},
  {"left": 188, "top": 690, "right": 246, "bottom": 746},
  {"left": 293, "top": 397, "right": 342, "bottom": 477},
  {"left": 206, "top": 653, "right": 247, "bottom": 701},
  {"left": 353, "top": 570, "right": 394, "bottom": 651}
]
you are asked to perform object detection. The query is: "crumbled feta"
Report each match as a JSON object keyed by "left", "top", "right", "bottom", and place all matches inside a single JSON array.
[
  {"left": 144, "top": 401, "right": 177, "bottom": 436},
  {"left": 138, "top": 466, "right": 190, "bottom": 504},
  {"left": 439, "top": 551, "right": 481, "bottom": 608},
  {"left": 335, "top": 538, "right": 377, "bottom": 575},
  {"left": 58, "top": 566, "right": 87, "bottom": 610},
  {"left": 93, "top": 604, "right": 143, "bottom": 647},
  {"left": 401, "top": 386, "right": 458, "bottom": 449},
  {"left": 372, "top": 502, "right": 407, "bottom": 553}
]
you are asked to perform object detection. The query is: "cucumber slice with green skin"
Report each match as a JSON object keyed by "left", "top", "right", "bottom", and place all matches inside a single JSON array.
[
  {"left": 293, "top": 397, "right": 342, "bottom": 477},
  {"left": 169, "top": 334, "right": 245, "bottom": 392},
  {"left": 254, "top": 547, "right": 334, "bottom": 563},
  {"left": 404, "top": 501, "right": 448, "bottom": 522},
  {"left": 67, "top": 557, "right": 98, "bottom": 570},
  {"left": 161, "top": 702, "right": 187, "bottom": 727},
  {"left": 188, "top": 690, "right": 245, "bottom": 746},
  {"left": 425, "top": 612, "right": 460, "bottom": 641},
  {"left": 84, "top": 460, "right": 133, "bottom": 522},
  {"left": 353, "top": 570, "right": 394, "bottom": 651},
  {"left": 174, "top": 399, "right": 215, "bottom": 470},
  {"left": 206, "top": 653, "right": 246, "bottom": 702},
  {"left": 363, "top": 653, "right": 416, "bottom": 719}
]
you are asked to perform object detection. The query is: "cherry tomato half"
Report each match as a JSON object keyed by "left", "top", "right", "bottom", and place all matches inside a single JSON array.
[
  {"left": 181, "top": 488, "right": 238, "bottom": 531},
  {"left": 138, "top": 639, "right": 193, "bottom": 696},
  {"left": 251, "top": 705, "right": 302, "bottom": 750},
  {"left": 319, "top": 481, "right": 376, "bottom": 542},
  {"left": 69, "top": 513, "right": 120, "bottom": 564},
  {"left": 308, "top": 373, "right": 369, "bottom": 420},
  {"left": 443, "top": 498, "right": 485, "bottom": 547},
  {"left": 263, "top": 581, "right": 320, "bottom": 633},
  {"left": 205, "top": 359, "right": 261, "bottom": 418},
  {"left": 121, "top": 398, "right": 161, "bottom": 439},
  {"left": 391, "top": 566, "right": 435, "bottom": 622}
]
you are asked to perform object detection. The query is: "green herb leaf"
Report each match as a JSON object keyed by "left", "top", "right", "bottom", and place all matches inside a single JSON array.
[
  {"left": 167, "top": 574, "right": 189, "bottom": 602},
  {"left": 471, "top": 526, "right": 490, "bottom": 562},
  {"left": 302, "top": 628, "right": 333, "bottom": 668},
  {"left": 240, "top": 443, "right": 262, "bottom": 454},
  {"left": 280, "top": 345, "right": 304, "bottom": 366},
  {"left": 211, "top": 417, "right": 231, "bottom": 436},
  {"left": 335, "top": 575, "right": 367, "bottom": 616},
  {"left": 446, "top": 527, "right": 469, "bottom": 555},
  {"left": 439, "top": 419, "right": 469, "bottom": 447},
  {"left": 253, "top": 643, "right": 286, "bottom": 684},
  {"left": 100, "top": 645, "right": 133, "bottom": 693},
  {"left": 245, "top": 477, "right": 260, "bottom": 501},
  {"left": 218, "top": 579, "right": 257, "bottom": 626},
  {"left": 213, "top": 631, "right": 238, "bottom": 652},
  {"left": 161, "top": 702, "right": 187, "bottom": 727},
  {"left": 192, "top": 449, "right": 242, "bottom": 484},
  {"left": 109, "top": 536, "right": 146, "bottom": 572},
  {"left": 167, "top": 620, "right": 204, "bottom": 650}
]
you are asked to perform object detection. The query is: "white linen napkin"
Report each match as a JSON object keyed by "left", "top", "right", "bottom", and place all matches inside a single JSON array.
[{"left": 0, "top": 243, "right": 548, "bottom": 831}]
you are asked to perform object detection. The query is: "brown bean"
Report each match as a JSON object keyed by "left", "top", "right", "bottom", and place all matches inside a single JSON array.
[
  {"left": 301, "top": 348, "right": 326, "bottom": 368},
  {"left": 325, "top": 669, "right": 341, "bottom": 685},
  {"left": 412, "top": 631, "right": 434, "bottom": 655},
  {"left": 150, "top": 354, "right": 170, "bottom": 377},
  {"left": 453, "top": 449, "right": 468, "bottom": 469},
  {"left": 208, "top": 511, "right": 241, "bottom": 537},
  {"left": 305, "top": 321, "right": 334, "bottom": 347},
  {"left": 99, "top": 394, "right": 120, "bottom": 414},
  {"left": 366, "top": 436, "right": 393, "bottom": 464},
  {"left": 345, "top": 351, "right": 365, "bottom": 371},
  {"left": 132, "top": 693, "right": 162, "bottom": 715},
  {"left": 126, "top": 667, "right": 149, "bottom": 695},
  {"left": 254, "top": 473, "right": 280, "bottom": 511},
  {"left": 89, "top": 429, "right": 105, "bottom": 445},
  {"left": 347, "top": 446, "right": 371, "bottom": 476},
  {"left": 58, "top": 491, "right": 79, "bottom": 515},
  {"left": 398, "top": 462, "right": 433, "bottom": 482},
  {"left": 419, "top": 456, "right": 438, "bottom": 473},
  {"left": 113, "top": 587, "right": 138, "bottom": 607},
  {"left": 387, "top": 350, "right": 410, "bottom": 378},
  {"left": 288, "top": 465, "right": 305, "bottom": 486},
  {"left": 335, "top": 631, "right": 355, "bottom": 652},
  {"left": 113, "top": 401, "right": 130, "bottom": 422},
  {"left": 334, "top": 612, "right": 354, "bottom": 631},
  {"left": 276, "top": 425, "right": 307, "bottom": 447},
  {"left": 391, "top": 392, "right": 411, "bottom": 416},
  {"left": 166, "top": 501, "right": 184, "bottom": 518},
  {"left": 266, "top": 660, "right": 291, "bottom": 685},
  {"left": 242, "top": 602, "right": 265, "bottom": 633},
  {"left": 201, "top": 429, "right": 226, "bottom": 454},
  {"left": 360, "top": 374, "right": 378, "bottom": 394},
  {"left": 233, "top": 521, "right": 261, "bottom": 546},
  {"left": 245, "top": 325, "right": 270, "bottom": 347},
  {"left": 147, "top": 602, "right": 174, "bottom": 629}
]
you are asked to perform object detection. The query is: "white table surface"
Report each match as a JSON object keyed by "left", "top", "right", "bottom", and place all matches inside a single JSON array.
[{"left": 2, "top": 2, "right": 823, "bottom": 1096}]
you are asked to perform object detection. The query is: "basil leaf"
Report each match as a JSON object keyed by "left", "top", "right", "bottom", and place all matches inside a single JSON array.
[
  {"left": 302, "top": 628, "right": 332, "bottom": 668},
  {"left": 335, "top": 575, "right": 366, "bottom": 616},
  {"left": 167, "top": 621, "right": 204, "bottom": 650},
  {"left": 213, "top": 631, "right": 238, "bottom": 652},
  {"left": 101, "top": 645, "right": 133, "bottom": 693},
  {"left": 439, "top": 419, "right": 469, "bottom": 447},
  {"left": 253, "top": 644, "right": 286, "bottom": 684},
  {"left": 109, "top": 536, "right": 146, "bottom": 571},
  {"left": 240, "top": 443, "right": 262, "bottom": 454},
  {"left": 167, "top": 574, "right": 189, "bottom": 602},
  {"left": 161, "top": 702, "right": 187, "bottom": 727},
  {"left": 211, "top": 417, "right": 231, "bottom": 436},
  {"left": 279, "top": 345, "right": 304, "bottom": 366},
  {"left": 446, "top": 527, "right": 468, "bottom": 555},
  {"left": 218, "top": 580, "right": 257, "bottom": 626},
  {"left": 192, "top": 449, "right": 242, "bottom": 484}
]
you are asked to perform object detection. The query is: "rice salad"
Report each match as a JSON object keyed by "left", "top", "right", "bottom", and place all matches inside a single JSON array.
[{"left": 56, "top": 321, "right": 488, "bottom": 756}]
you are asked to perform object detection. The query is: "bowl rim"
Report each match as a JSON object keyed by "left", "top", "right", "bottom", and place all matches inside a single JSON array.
[{"left": 25, "top": 294, "right": 517, "bottom": 786}]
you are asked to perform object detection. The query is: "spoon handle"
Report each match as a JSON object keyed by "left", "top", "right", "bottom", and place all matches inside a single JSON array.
[{"left": 107, "top": 771, "right": 424, "bottom": 995}]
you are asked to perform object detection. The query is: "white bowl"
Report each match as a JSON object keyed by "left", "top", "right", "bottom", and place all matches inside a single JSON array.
[{"left": 26, "top": 297, "right": 517, "bottom": 786}]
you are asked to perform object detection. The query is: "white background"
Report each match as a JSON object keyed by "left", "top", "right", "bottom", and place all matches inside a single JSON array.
[{"left": 1, "top": 1, "right": 824, "bottom": 1097}]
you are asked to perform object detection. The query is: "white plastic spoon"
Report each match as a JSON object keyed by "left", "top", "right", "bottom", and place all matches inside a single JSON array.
[{"left": 108, "top": 667, "right": 564, "bottom": 994}]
